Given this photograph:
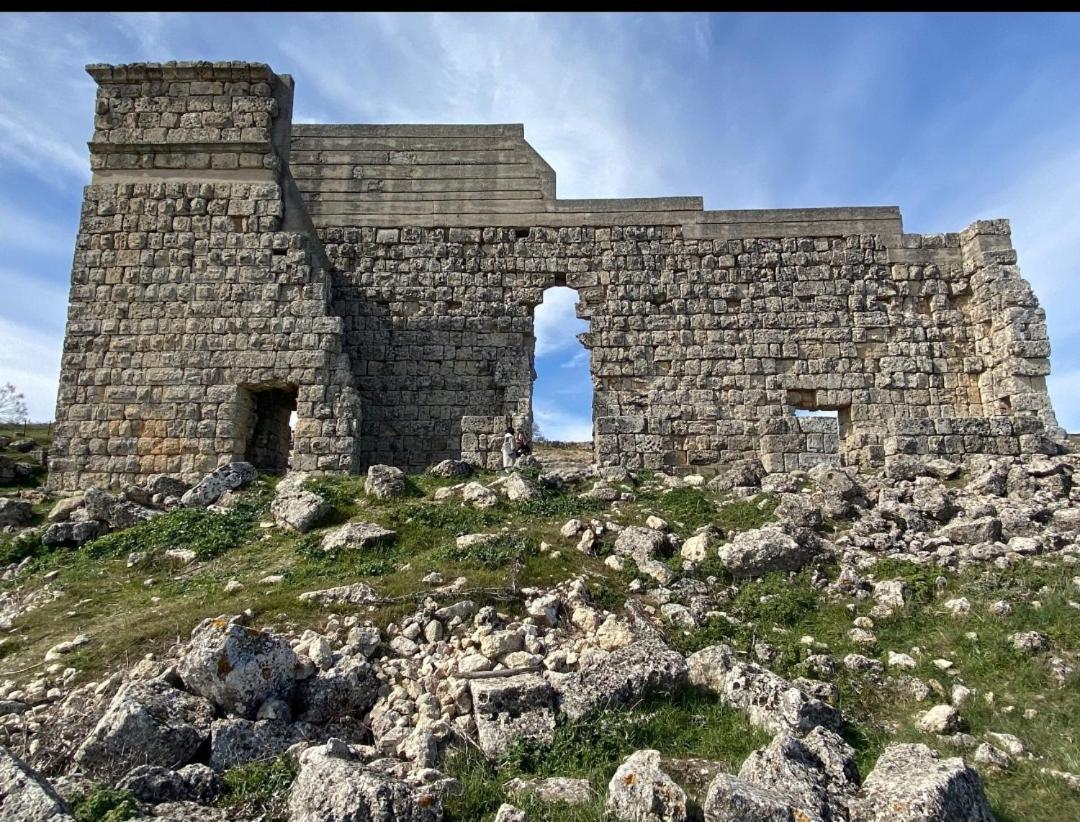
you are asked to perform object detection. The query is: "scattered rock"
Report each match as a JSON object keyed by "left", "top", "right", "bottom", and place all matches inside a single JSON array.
[
  {"left": 0, "top": 498, "right": 33, "bottom": 527},
  {"left": 605, "top": 749, "right": 688, "bottom": 822},
  {"left": 429, "top": 459, "right": 471, "bottom": 478},
  {"left": 74, "top": 679, "right": 214, "bottom": 780},
  {"left": 506, "top": 776, "right": 594, "bottom": 806},
  {"left": 177, "top": 616, "right": 300, "bottom": 719},
  {"left": 270, "top": 485, "right": 329, "bottom": 533},
  {"left": 365, "top": 464, "right": 407, "bottom": 499},
  {"left": 719, "top": 526, "right": 817, "bottom": 577},
  {"left": 687, "top": 644, "right": 840, "bottom": 735},
  {"left": 298, "top": 583, "right": 380, "bottom": 607},
  {"left": 320, "top": 521, "right": 397, "bottom": 552},
  {"left": 850, "top": 743, "right": 993, "bottom": 822},
  {"left": 180, "top": 462, "right": 256, "bottom": 508}
]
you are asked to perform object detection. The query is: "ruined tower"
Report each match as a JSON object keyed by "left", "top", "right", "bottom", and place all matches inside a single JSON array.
[{"left": 49, "top": 61, "right": 1063, "bottom": 490}]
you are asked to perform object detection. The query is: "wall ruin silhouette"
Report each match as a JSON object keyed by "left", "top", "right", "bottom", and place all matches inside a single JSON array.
[{"left": 47, "top": 62, "right": 1063, "bottom": 490}]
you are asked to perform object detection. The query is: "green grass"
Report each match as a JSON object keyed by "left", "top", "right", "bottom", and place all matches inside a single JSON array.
[
  {"left": 434, "top": 534, "right": 538, "bottom": 569},
  {"left": 443, "top": 684, "right": 769, "bottom": 821},
  {"left": 216, "top": 756, "right": 298, "bottom": 821},
  {"left": 70, "top": 787, "right": 138, "bottom": 822}
]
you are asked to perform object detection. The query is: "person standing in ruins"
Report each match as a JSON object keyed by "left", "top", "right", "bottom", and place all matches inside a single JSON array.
[
  {"left": 501, "top": 428, "right": 516, "bottom": 470},
  {"left": 514, "top": 428, "right": 531, "bottom": 459}
]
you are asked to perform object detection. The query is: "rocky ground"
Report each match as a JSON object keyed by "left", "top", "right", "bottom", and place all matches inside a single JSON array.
[{"left": 0, "top": 436, "right": 1077, "bottom": 821}]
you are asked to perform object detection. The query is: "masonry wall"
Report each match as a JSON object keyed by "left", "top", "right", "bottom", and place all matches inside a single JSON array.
[
  {"left": 315, "top": 222, "right": 1059, "bottom": 472},
  {"left": 49, "top": 63, "right": 361, "bottom": 491},
  {"left": 49, "top": 62, "right": 1064, "bottom": 488}
]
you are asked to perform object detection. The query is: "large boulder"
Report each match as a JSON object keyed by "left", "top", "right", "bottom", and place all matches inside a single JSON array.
[
  {"left": 429, "top": 459, "right": 471, "bottom": 479},
  {"left": 614, "top": 526, "right": 669, "bottom": 563},
  {"left": 739, "top": 728, "right": 860, "bottom": 822},
  {"left": 177, "top": 616, "right": 300, "bottom": 719},
  {"left": 470, "top": 672, "right": 556, "bottom": 759},
  {"left": 687, "top": 644, "right": 840, "bottom": 735},
  {"left": 606, "top": 749, "right": 688, "bottom": 822},
  {"left": 808, "top": 464, "right": 866, "bottom": 517},
  {"left": 0, "top": 745, "right": 74, "bottom": 820},
  {"left": 288, "top": 742, "right": 442, "bottom": 821},
  {"left": 365, "top": 465, "right": 406, "bottom": 499},
  {"left": 0, "top": 498, "right": 33, "bottom": 528},
  {"left": 320, "top": 522, "right": 397, "bottom": 553},
  {"left": 703, "top": 773, "right": 798, "bottom": 822},
  {"left": 82, "top": 487, "right": 159, "bottom": 530},
  {"left": 41, "top": 521, "right": 104, "bottom": 547},
  {"left": 117, "top": 764, "right": 221, "bottom": 804},
  {"left": 719, "top": 526, "right": 817, "bottom": 578},
  {"left": 181, "top": 462, "right": 256, "bottom": 508},
  {"left": 503, "top": 473, "right": 540, "bottom": 502},
  {"left": 270, "top": 483, "right": 329, "bottom": 533},
  {"left": 555, "top": 603, "right": 688, "bottom": 721},
  {"left": 298, "top": 583, "right": 380, "bottom": 607},
  {"left": 209, "top": 718, "right": 314, "bottom": 771},
  {"left": 295, "top": 657, "right": 380, "bottom": 724},
  {"left": 74, "top": 679, "right": 214, "bottom": 781},
  {"left": 849, "top": 743, "right": 993, "bottom": 822}
]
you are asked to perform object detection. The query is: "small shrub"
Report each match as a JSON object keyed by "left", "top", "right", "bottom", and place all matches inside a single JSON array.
[
  {"left": 217, "top": 755, "right": 298, "bottom": 820},
  {"left": 71, "top": 787, "right": 138, "bottom": 822},
  {"left": 435, "top": 534, "right": 537, "bottom": 569},
  {"left": 83, "top": 487, "right": 268, "bottom": 561},
  {"left": 714, "top": 494, "right": 778, "bottom": 533},
  {"left": 0, "top": 530, "right": 48, "bottom": 567}
]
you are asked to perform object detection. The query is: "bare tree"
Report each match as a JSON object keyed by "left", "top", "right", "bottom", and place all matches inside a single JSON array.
[
  {"left": 0, "top": 383, "right": 29, "bottom": 424},
  {"left": 531, "top": 420, "right": 547, "bottom": 443}
]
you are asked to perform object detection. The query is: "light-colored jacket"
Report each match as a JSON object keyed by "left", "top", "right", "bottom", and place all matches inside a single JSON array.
[{"left": 501, "top": 433, "right": 516, "bottom": 468}]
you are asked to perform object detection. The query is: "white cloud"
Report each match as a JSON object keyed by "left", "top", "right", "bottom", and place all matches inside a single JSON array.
[
  {"left": 1047, "top": 370, "right": 1080, "bottom": 434},
  {"left": 534, "top": 402, "right": 592, "bottom": 443},
  {"left": 0, "top": 316, "right": 62, "bottom": 421},
  {"left": 534, "top": 287, "right": 587, "bottom": 357},
  {"left": 560, "top": 350, "right": 589, "bottom": 369}
]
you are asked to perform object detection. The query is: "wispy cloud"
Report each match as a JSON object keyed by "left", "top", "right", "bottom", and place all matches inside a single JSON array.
[
  {"left": 0, "top": 316, "right": 62, "bottom": 421},
  {"left": 534, "top": 402, "right": 592, "bottom": 443},
  {"left": 534, "top": 287, "right": 588, "bottom": 357}
]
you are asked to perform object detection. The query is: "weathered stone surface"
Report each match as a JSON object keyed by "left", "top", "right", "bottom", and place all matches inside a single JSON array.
[
  {"left": 41, "top": 521, "right": 103, "bottom": 547},
  {"left": 295, "top": 657, "right": 380, "bottom": 724},
  {"left": 504, "top": 472, "right": 539, "bottom": 502},
  {"left": 606, "top": 749, "right": 688, "bottom": 822},
  {"left": 850, "top": 743, "right": 993, "bottom": 822},
  {"left": 429, "top": 459, "right": 472, "bottom": 478},
  {"left": 177, "top": 616, "right": 300, "bottom": 719},
  {"left": 288, "top": 742, "right": 442, "bottom": 821},
  {"left": 0, "top": 498, "right": 33, "bottom": 527},
  {"left": 271, "top": 488, "right": 329, "bottom": 533},
  {"left": 117, "top": 764, "right": 221, "bottom": 804},
  {"left": 506, "top": 776, "right": 594, "bottom": 805},
  {"left": 82, "top": 487, "right": 160, "bottom": 530},
  {"left": 614, "top": 526, "right": 668, "bottom": 563},
  {"left": 470, "top": 673, "right": 555, "bottom": 758},
  {"left": 209, "top": 718, "right": 314, "bottom": 771},
  {"left": 320, "top": 522, "right": 397, "bottom": 552},
  {"left": 719, "top": 526, "right": 817, "bottom": 578},
  {"left": 739, "top": 728, "right": 860, "bottom": 822},
  {"left": 494, "top": 804, "right": 527, "bottom": 822},
  {"left": 555, "top": 604, "right": 688, "bottom": 721},
  {"left": 298, "top": 583, "right": 380, "bottom": 607},
  {"left": 74, "top": 679, "right": 214, "bottom": 780},
  {"left": 365, "top": 464, "right": 406, "bottom": 499},
  {"left": 687, "top": 644, "right": 840, "bottom": 735},
  {"left": 703, "top": 773, "right": 797, "bottom": 822},
  {"left": 180, "top": 463, "right": 256, "bottom": 508},
  {"left": 0, "top": 746, "right": 74, "bottom": 821}
]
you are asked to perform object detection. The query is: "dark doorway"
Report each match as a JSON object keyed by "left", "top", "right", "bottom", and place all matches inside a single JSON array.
[{"left": 239, "top": 385, "right": 298, "bottom": 473}]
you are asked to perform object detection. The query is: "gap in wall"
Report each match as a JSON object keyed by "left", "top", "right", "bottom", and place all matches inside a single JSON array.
[{"left": 531, "top": 286, "right": 593, "bottom": 445}]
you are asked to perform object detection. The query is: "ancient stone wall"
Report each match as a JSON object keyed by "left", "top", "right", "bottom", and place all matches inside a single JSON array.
[
  {"left": 49, "top": 63, "right": 360, "bottom": 491},
  {"left": 48, "top": 62, "right": 1064, "bottom": 488}
]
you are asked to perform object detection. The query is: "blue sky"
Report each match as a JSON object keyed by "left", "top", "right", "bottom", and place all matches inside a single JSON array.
[{"left": 1, "top": 13, "right": 1079, "bottom": 440}]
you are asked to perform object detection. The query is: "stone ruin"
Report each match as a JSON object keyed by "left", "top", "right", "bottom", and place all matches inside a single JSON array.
[{"left": 46, "top": 61, "right": 1065, "bottom": 491}]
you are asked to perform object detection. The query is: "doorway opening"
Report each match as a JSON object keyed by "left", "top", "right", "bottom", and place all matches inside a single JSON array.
[
  {"left": 237, "top": 384, "right": 298, "bottom": 473},
  {"left": 531, "top": 286, "right": 593, "bottom": 453}
]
